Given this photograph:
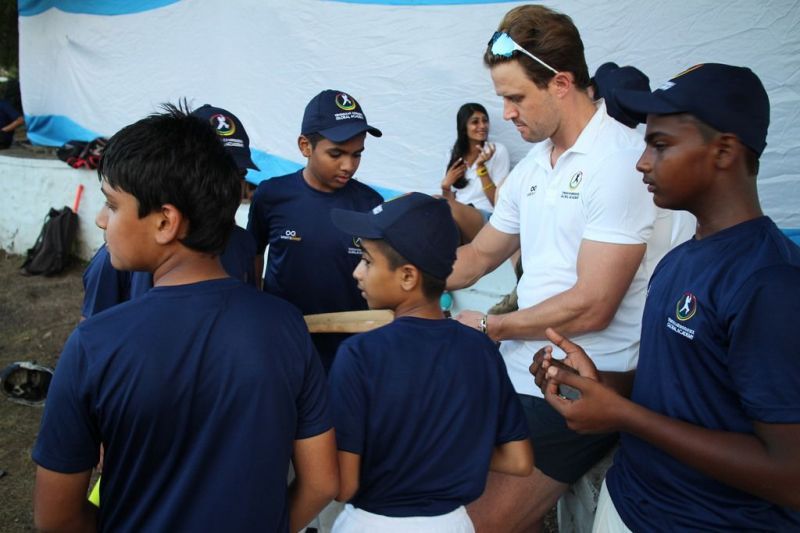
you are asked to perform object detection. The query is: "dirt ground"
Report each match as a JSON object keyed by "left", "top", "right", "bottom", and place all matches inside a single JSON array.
[{"left": 0, "top": 250, "right": 85, "bottom": 532}]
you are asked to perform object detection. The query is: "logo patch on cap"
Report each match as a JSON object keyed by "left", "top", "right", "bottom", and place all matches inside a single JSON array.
[
  {"left": 336, "top": 93, "right": 357, "bottom": 111},
  {"left": 209, "top": 114, "right": 236, "bottom": 137}
]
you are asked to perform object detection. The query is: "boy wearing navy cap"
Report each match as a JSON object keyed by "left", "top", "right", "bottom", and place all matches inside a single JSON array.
[
  {"left": 33, "top": 104, "right": 338, "bottom": 532},
  {"left": 535, "top": 64, "right": 800, "bottom": 530},
  {"left": 247, "top": 90, "right": 383, "bottom": 371},
  {"left": 81, "top": 103, "right": 260, "bottom": 319},
  {"left": 328, "top": 193, "right": 533, "bottom": 532}
]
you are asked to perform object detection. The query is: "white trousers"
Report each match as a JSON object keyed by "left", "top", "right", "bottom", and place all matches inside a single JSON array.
[
  {"left": 592, "top": 481, "right": 632, "bottom": 533},
  {"left": 332, "top": 503, "right": 475, "bottom": 533}
]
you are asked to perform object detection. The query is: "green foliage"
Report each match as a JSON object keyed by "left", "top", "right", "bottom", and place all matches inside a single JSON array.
[{"left": 0, "top": 0, "right": 18, "bottom": 73}]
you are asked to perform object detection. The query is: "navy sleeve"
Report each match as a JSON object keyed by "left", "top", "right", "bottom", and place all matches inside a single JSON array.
[
  {"left": 81, "top": 246, "right": 130, "bottom": 318},
  {"left": 328, "top": 341, "right": 368, "bottom": 454},
  {"left": 492, "top": 346, "right": 530, "bottom": 445},
  {"left": 727, "top": 264, "right": 800, "bottom": 424},
  {"left": 246, "top": 185, "right": 270, "bottom": 254},
  {"left": 294, "top": 316, "right": 333, "bottom": 439},
  {"left": 32, "top": 330, "right": 101, "bottom": 473}
]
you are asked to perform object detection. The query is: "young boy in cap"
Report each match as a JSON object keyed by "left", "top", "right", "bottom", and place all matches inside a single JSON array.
[
  {"left": 247, "top": 90, "right": 383, "bottom": 371},
  {"left": 81, "top": 103, "right": 260, "bottom": 319},
  {"left": 534, "top": 63, "right": 800, "bottom": 530},
  {"left": 328, "top": 193, "right": 533, "bottom": 532},
  {"left": 32, "top": 104, "right": 338, "bottom": 532}
]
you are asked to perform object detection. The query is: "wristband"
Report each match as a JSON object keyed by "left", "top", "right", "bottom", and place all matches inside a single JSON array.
[
  {"left": 476, "top": 165, "right": 489, "bottom": 177},
  {"left": 479, "top": 314, "right": 489, "bottom": 335},
  {"left": 483, "top": 182, "right": 495, "bottom": 191}
]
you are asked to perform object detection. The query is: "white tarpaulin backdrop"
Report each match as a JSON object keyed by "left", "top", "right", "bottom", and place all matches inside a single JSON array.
[{"left": 18, "top": 0, "right": 800, "bottom": 226}]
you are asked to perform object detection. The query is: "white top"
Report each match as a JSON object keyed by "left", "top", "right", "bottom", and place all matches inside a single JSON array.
[
  {"left": 450, "top": 142, "right": 510, "bottom": 212},
  {"left": 490, "top": 100, "right": 663, "bottom": 397}
]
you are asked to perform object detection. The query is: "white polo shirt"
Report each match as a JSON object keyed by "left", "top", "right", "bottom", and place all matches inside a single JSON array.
[
  {"left": 490, "top": 100, "right": 658, "bottom": 397},
  {"left": 450, "top": 142, "right": 511, "bottom": 212}
]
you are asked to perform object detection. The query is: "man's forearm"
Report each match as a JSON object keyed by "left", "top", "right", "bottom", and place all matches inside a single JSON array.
[{"left": 446, "top": 244, "right": 489, "bottom": 290}]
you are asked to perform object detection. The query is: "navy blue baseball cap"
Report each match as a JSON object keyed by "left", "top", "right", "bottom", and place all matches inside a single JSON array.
[
  {"left": 331, "top": 193, "right": 458, "bottom": 280},
  {"left": 191, "top": 104, "right": 260, "bottom": 171},
  {"left": 616, "top": 63, "right": 770, "bottom": 156},
  {"left": 592, "top": 62, "right": 650, "bottom": 128},
  {"left": 301, "top": 90, "right": 382, "bottom": 143}
]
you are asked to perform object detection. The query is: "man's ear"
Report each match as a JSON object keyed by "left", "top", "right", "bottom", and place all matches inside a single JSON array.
[
  {"left": 154, "top": 204, "right": 186, "bottom": 245},
  {"left": 551, "top": 71, "right": 574, "bottom": 98},
  {"left": 298, "top": 135, "right": 312, "bottom": 158},
  {"left": 398, "top": 264, "right": 421, "bottom": 292},
  {"left": 713, "top": 133, "right": 742, "bottom": 170}
]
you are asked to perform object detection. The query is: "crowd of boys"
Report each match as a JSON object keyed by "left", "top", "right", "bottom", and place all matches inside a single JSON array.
[{"left": 30, "top": 3, "right": 799, "bottom": 532}]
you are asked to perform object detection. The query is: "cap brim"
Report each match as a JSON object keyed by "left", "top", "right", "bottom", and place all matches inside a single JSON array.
[
  {"left": 231, "top": 153, "right": 260, "bottom": 172},
  {"left": 318, "top": 123, "right": 383, "bottom": 143},
  {"left": 615, "top": 89, "right": 685, "bottom": 121},
  {"left": 330, "top": 208, "right": 385, "bottom": 239}
]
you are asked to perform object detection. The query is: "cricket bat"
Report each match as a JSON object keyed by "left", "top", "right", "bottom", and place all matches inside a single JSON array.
[{"left": 304, "top": 310, "right": 394, "bottom": 333}]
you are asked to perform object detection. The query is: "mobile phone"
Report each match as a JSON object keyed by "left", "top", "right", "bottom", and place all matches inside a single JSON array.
[{"left": 549, "top": 358, "right": 581, "bottom": 400}]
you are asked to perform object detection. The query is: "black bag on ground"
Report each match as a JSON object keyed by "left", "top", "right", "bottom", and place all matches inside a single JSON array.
[
  {"left": 56, "top": 137, "right": 107, "bottom": 169},
  {"left": 20, "top": 207, "right": 79, "bottom": 276}
]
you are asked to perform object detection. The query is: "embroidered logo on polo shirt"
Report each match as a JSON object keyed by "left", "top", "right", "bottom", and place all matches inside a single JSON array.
[
  {"left": 209, "top": 114, "right": 235, "bottom": 137},
  {"left": 665, "top": 291, "right": 697, "bottom": 339},
  {"left": 280, "top": 229, "right": 302, "bottom": 242},
  {"left": 561, "top": 170, "right": 583, "bottom": 200},
  {"left": 526, "top": 185, "right": 538, "bottom": 197}
]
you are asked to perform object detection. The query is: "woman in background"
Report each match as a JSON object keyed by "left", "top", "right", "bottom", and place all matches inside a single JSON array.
[{"left": 440, "top": 103, "right": 510, "bottom": 243}]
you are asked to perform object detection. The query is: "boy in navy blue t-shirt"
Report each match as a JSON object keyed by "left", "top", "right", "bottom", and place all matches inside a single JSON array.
[
  {"left": 33, "top": 105, "right": 338, "bottom": 533},
  {"left": 81, "top": 104, "right": 259, "bottom": 319},
  {"left": 328, "top": 193, "right": 532, "bottom": 531},
  {"left": 535, "top": 64, "right": 800, "bottom": 530},
  {"left": 247, "top": 90, "right": 383, "bottom": 371}
]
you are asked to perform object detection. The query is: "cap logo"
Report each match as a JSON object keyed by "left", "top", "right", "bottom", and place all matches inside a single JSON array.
[
  {"left": 672, "top": 64, "right": 704, "bottom": 79},
  {"left": 336, "top": 93, "right": 357, "bottom": 111},
  {"left": 210, "top": 114, "right": 236, "bottom": 137},
  {"left": 657, "top": 81, "right": 675, "bottom": 91},
  {"left": 372, "top": 205, "right": 383, "bottom": 215}
]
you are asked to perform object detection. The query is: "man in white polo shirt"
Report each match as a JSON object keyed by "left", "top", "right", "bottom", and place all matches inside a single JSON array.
[{"left": 446, "top": 5, "right": 662, "bottom": 531}]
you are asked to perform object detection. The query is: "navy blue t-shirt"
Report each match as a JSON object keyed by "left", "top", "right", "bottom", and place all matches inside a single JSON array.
[
  {"left": 81, "top": 226, "right": 257, "bottom": 317},
  {"left": 607, "top": 217, "right": 800, "bottom": 531},
  {"left": 0, "top": 99, "right": 22, "bottom": 147},
  {"left": 247, "top": 170, "right": 383, "bottom": 367},
  {"left": 35, "top": 278, "right": 331, "bottom": 532},
  {"left": 329, "top": 317, "right": 529, "bottom": 517}
]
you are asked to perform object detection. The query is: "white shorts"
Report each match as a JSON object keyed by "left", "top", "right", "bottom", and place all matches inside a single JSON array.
[
  {"left": 332, "top": 503, "right": 475, "bottom": 533},
  {"left": 592, "top": 480, "right": 632, "bottom": 533}
]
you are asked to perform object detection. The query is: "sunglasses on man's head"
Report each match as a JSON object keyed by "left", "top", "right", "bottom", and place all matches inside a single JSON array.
[{"left": 488, "top": 31, "right": 559, "bottom": 75}]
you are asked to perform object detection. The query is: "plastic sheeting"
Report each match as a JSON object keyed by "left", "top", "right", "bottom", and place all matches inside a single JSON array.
[{"left": 18, "top": 0, "right": 800, "bottom": 225}]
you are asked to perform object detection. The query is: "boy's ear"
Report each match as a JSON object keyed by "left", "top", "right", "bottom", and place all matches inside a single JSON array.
[
  {"left": 154, "top": 204, "right": 187, "bottom": 245},
  {"left": 298, "top": 135, "right": 313, "bottom": 158},
  {"left": 713, "top": 133, "right": 742, "bottom": 170},
  {"left": 398, "top": 264, "right": 421, "bottom": 292}
]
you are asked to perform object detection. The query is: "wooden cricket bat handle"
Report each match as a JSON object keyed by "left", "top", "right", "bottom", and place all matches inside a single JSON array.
[{"left": 304, "top": 310, "right": 394, "bottom": 333}]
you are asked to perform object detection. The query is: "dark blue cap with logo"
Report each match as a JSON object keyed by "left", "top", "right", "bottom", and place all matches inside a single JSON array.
[
  {"left": 331, "top": 192, "right": 458, "bottom": 280},
  {"left": 592, "top": 62, "right": 650, "bottom": 128},
  {"left": 616, "top": 63, "right": 770, "bottom": 156},
  {"left": 301, "top": 90, "right": 382, "bottom": 143},
  {"left": 191, "top": 104, "right": 260, "bottom": 171}
]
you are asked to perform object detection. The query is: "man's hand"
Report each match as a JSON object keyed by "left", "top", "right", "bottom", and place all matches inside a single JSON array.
[
  {"left": 538, "top": 328, "right": 625, "bottom": 433},
  {"left": 454, "top": 309, "right": 500, "bottom": 341}
]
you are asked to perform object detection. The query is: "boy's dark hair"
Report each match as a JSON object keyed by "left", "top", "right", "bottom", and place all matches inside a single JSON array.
[
  {"left": 303, "top": 132, "right": 324, "bottom": 149},
  {"left": 483, "top": 5, "right": 590, "bottom": 91},
  {"left": 370, "top": 239, "right": 446, "bottom": 301},
  {"left": 97, "top": 102, "right": 240, "bottom": 255}
]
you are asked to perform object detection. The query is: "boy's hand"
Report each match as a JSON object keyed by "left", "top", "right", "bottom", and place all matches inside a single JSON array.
[{"left": 538, "top": 328, "right": 624, "bottom": 433}]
